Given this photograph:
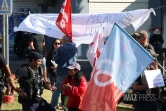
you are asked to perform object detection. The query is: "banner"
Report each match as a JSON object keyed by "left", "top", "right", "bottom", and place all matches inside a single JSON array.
[
  {"left": 79, "top": 23, "right": 154, "bottom": 111},
  {"left": 14, "top": 8, "right": 155, "bottom": 46}
]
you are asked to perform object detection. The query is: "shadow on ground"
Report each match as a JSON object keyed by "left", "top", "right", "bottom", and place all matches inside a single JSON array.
[{"left": 0, "top": 109, "right": 22, "bottom": 111}]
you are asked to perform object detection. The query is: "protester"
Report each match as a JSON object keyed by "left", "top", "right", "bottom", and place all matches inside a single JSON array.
[
  {"left": 132, "top": 30, "right": 160, "bottom": 111},
  {"left": 132, "top": 30, "right": 155, "bottom": 51},
  {"left": 149, "top": 29, "right": 164, "bottom": 54},
  {"left": 46, "top": 38, "right": 64, "bottom": 109},
  {"left": 7, "top": 52, "right": 55, "bottom": 111},
  {"left": 46, "top": 38, "right": 61, "bottom": 86},
  {"left": 132, "top": 49, "right": 159, "bottom": 111},
  {"left": 0, "top": 53, "right": 12, "bottom": 109},
  {"left": 62, "top": 62, "right": 87, "bottom": 111},
  {"left": 28, "top": 33, "right": 48, "bottom": 83},
  {"left": 50, "top": 35, "right": 78, "bottom": 110}
]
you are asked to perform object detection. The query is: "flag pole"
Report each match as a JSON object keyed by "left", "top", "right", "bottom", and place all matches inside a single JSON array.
[{"left": 157, "top": 61, "right": 166, "bottom": 74}]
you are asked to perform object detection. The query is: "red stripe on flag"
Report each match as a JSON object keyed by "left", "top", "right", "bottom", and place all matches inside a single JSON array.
[{"left": 79, "top": 68, "right": 124, "bottom": 111}]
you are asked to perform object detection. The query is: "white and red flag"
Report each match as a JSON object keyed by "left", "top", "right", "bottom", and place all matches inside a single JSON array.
[
  {"left": 56, "top": 0, "right": 72, "bottom": 41},
  {"left": 79, "top": 23, "right": 154, "bottom": 111},
  {"left": 86, "top": 27, "right": 105, "bottom": 67}
]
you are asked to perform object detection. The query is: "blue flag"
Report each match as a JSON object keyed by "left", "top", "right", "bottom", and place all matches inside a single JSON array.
[
  {"left": 96, "top": 22, "right": 154, "bottom": 92},
  {"left": 79, "top": 23, "right": 154, "bottom": 111}
]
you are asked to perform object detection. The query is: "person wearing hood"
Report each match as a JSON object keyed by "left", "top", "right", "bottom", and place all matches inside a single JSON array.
[{"left": 149, "top": 29, "right": 164, "bottom": 54}]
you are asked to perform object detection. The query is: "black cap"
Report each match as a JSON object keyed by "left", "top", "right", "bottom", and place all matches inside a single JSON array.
[{"left": 28, "top": 52, "right": 43, "bottom": 60}]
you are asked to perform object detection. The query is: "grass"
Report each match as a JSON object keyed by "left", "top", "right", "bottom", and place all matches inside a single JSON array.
[
  {"left": 0, "top": 83, "right": 133, "bottom": 111},
  {"left": 1, "top": 87, "right": 53, "bottom": 111}
]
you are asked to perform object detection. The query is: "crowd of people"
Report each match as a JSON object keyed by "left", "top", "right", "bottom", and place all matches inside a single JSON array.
[
  {"left": 0, "top": 29, "right": 165, "bottom": 111},
  {"left": 0, "top": 34, "right": 87, "bottom": 111}
]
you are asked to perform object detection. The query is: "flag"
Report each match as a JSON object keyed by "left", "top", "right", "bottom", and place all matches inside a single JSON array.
[
  {"left": 79, "top": 23, "right": 154, "bottom": 111},
  {"left": 56, "top": 0, "right": 72, "bottom": 41},
  {"left": 86, "top": 26, "right": 105, "bottom": 67}
]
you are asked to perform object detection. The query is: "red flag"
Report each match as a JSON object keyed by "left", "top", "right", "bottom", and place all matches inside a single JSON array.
[
  {"left": 79, "top": 68, "right": 123, "bottom": 111},
  {"left": 86, "top": 27, "right": 105, "bottom": 67},
  {"left": 56, "top": 0, "right": 72, "bottom": 42},
  {"left": 79, "top": 67, "right": 123, "bottom": 111}
]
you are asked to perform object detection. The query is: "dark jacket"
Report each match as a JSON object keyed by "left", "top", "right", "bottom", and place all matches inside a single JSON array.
[
  {"left": 55, "top": 43, "right": 78, "bottom": 77},
  {"left": 46, "top": 49, "right": 57, "bottom": 75},
  {"left": 149, "top": 34, "right": 164, "bottom": 45}
]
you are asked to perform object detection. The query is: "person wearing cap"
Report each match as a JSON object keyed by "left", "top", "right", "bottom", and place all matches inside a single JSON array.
[
  {"left": 149, "top": 29, "right": 164, "bottom": 54},
  {"left": 62, "top": 62, "right": 87, "bottom": 111},
  {"left": 132, "top": 30, "right": 155, "bottom": 51},
  {"left": 50, "top": 35, "right": 78, "bottom": 109},
  {"left": 7, "top": 52, "right": 56, "bottom": 111},
  {"left": 132, "top": 49, "right": 159, "bottom": 111}
]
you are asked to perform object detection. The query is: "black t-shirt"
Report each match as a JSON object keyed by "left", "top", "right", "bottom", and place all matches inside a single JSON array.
[
  {"left": 16, "top": 65, "right": 44, "bottom": 100},
  {"left": 0, "top": 54, "right": 7, "bottom": 68},
  {"left": 15, "top": 67, "right": 28, "bottom": 79},
  {"left": 29, "top": 34, "right": 45, "bottom": 52},
  {"left": 0, "top": 54, "right": 7, "bottom": 84},
  {"left": 133, "top": 76, "right": 146, "bottom": 94}
]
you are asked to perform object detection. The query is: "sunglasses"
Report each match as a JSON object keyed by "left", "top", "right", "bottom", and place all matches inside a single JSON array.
[{"left": 54, "top": 43, "right": 60, "bottom": 45}]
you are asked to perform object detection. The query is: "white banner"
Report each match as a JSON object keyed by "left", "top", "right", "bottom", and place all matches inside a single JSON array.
[
  {"left": 14, "top": 8, "right": 155, "bottom": 46},
  {"left": 145, "top": 70, "right": 165, "bottom": 88}
]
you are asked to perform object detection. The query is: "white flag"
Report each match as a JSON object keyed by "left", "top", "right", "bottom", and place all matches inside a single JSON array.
[{"left": 86, "top": 26, "right": 105, "bottom": 67}]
